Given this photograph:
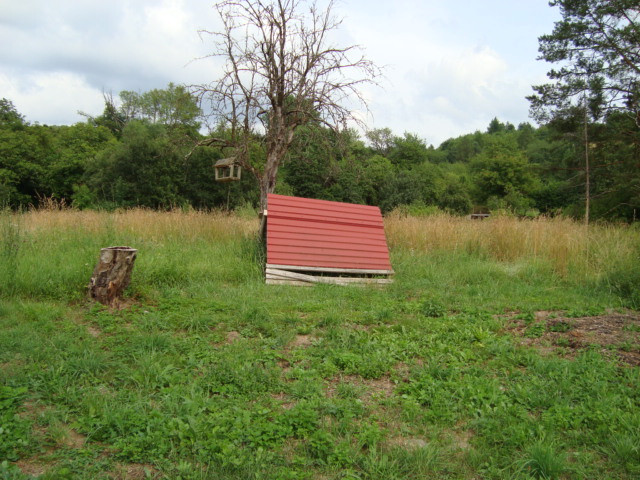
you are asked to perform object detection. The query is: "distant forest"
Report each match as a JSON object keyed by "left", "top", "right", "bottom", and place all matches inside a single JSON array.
[{"left": 1, "top": 83, "right": 639, "bottom": 222}]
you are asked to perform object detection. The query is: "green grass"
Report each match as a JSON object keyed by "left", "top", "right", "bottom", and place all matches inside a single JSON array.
[{"left": 0, "top": 210, "right": 639, "bottom": 479}]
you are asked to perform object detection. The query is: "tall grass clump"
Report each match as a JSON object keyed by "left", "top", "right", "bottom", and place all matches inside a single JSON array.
[
  {"left": 0, "top": 208, "right": 22, "bottom": 296},
  {"left": 513, "top": 440, "right": 568, "bottom": 479},
  {"left": 6, "top": 207, "right": 260, "bottom": 299},
  {"left": 384, "top": 211, "right": 640, "bottom": 282},
  {"left": 600, "top": 242, "right": 640, "bottom": 308}
]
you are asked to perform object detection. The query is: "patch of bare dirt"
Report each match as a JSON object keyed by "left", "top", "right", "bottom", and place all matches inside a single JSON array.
[
  {"left": 506, "top": 311, "right": 640, "bottom": 366},
  {"left": 289, "top": 334, "right": 314, "bottom": 348},
  {"left": 15, "top": 458, "right": 50, "bottom": 477},
  {"left": 57, "top": 425, "right": 86, "bottom": 449},
  {"left": 325, "top": 374, "right": 396, "bottom": 403},
  {"left": 112, "top": 463, "right": 159, "bottom": 480},
  {"left": 363, "top": 376, "right": 396, "bottom": 400},
  {"left": 87, "top": 325, "right": 101, "bottom": 338},
  {"left": 17, "top": 400, "right": 47, "bottom": 421},
  {"left": 393, "top": 361, "right": 415, "bottom": 378},
  {"left": 449, "top": 429, "right": 473, "bottom": 449},
  {"left": 351, "top": 323, "right": 374, "bottom": 332},
  {"left": 112, "top": 298, "right": 141, "bottom": 311},
  {"left": 387, "top": 436, "right": 429, "bottom": 450},
  {"left": 277, "top": 358, "right": 291, "bottom": 373},
  {"left": 225, "top": 330, "right": 241, "bottom": 344},
  {"left": 271, "top": 392, "right": 296, "bottom": 410}
]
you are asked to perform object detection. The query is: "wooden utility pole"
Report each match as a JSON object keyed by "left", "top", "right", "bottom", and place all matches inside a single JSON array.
[{"left": 584, "top": 98, "right": 590, "bottom": 226}]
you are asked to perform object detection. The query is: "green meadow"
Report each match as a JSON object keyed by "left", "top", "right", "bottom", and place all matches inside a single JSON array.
[{"left": 1, "top": 209, "right": 639, "bottom": 479}]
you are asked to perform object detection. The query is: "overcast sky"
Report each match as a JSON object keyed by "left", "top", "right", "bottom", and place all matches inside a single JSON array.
[{"left": 0, "top": 0, "right": 561, "bottom": 147}]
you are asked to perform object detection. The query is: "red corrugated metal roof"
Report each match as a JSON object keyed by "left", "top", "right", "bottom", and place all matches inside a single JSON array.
[{"left": 266, "top": 194, "right": 393, "bottom": 273}]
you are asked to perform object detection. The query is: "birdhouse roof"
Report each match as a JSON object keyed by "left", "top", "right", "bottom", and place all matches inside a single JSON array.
[
  {"left": 265, "top": 193, "right": 393, "bottom": 274},
  {"left": 214, "top": 157, "right": 237, "bottom": 167}
]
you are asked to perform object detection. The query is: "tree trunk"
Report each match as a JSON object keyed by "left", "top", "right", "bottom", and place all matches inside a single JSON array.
[
  {"left": 89, "top": 246, "right": 138, "bottom": 307},
  {"left": 259, "top": 154, "right": 281, "bottom": 212},
  {"left": 258, "top": 131, "right": 295, "bottom": 212}
]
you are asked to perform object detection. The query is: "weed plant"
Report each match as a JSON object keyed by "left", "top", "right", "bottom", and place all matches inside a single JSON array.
[
  {"left": 0, "top": 209, "right": 22, "bottom": 296},
  {"left": 0, "top": 209, "right": 638, "bottom": 479}
]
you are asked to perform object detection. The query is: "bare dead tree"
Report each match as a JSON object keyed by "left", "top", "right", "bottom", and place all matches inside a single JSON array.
[{"left": 192, "top": 0, "right": 381, "bottom": 210}]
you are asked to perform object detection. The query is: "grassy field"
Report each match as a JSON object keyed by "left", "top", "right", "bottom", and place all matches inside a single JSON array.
[{"left": 1, "top": 208, "right": 639, "bottom": 479}]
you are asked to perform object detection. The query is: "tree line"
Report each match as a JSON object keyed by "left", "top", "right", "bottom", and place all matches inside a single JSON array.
[
  {"left": 1, "top": 84, "right": 638, "bottom": 221},
  {"left": 1, "top": 0, "right": 638, "bottom": 221}
]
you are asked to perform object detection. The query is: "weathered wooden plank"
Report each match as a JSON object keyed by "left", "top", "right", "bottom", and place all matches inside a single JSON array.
[
  {"left": 266, "top": 269, "right": 394, "bottom": 285},
  {"left": 266, "top": 268, "right": 319, "bottom": 283},
  {"left": 266, "top": 275, "right": 393, "bottom": 286},
  {"left": 267, "top": 269, "right": 394, "bottom": 284},
  {"left": 266, "top": 264, "right": 394, "bottom": 275},
  {"left": 266, "top": 278, "right": 312, "bottom": 286},
  {"left": 266, "top": 275, "right": 362, "bottom": 286}
]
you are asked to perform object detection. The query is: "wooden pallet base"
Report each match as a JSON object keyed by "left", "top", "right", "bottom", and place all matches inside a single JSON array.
[{"left": 265, "top": 267, "right": 393, "bottom": 286}]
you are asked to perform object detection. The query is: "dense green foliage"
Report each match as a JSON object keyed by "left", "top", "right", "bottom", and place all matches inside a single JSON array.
[
  {"left": 1, "top": 85, "right": 639, "bottom": 220},
  {"left": 528, "top": 0, "right": 640, "bottom": 124}
]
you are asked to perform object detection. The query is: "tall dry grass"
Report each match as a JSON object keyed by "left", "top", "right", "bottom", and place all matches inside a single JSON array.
[
  {"left": 17, "top": 208, "right": 259, "bottom": 243},
  {"left": 384, "top": 212, "right": 639, "bottom": 277},
  {"left": 9, "top": 207, "right": 639, "bottom": 279},
  {"left": 1, "top": 207, "right": 263, "bottom": 298}
]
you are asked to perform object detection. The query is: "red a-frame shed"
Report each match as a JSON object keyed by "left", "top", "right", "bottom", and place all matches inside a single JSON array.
[{"left": 264, "top": 194, "right": 393, "bottom": 285}]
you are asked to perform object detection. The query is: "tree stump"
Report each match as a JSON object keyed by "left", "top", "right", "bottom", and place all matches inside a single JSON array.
[{"left": 89, "top": 246, "right": 137, "bottom": 307}]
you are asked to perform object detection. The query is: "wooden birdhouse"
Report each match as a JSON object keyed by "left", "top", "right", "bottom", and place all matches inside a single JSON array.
[{"left": 214, "top": 157, "right": 241, "bottom": 182}]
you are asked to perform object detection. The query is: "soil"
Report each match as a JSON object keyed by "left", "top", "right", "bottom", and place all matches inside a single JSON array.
[
  {"left": 225, "top": 330, "right": 241, "bottom": 343},
  {"left": 15, "top": 458, "right": 49, "bottom": 477},
  {"left": 112, "top": 463, "right": 159, "bottom": 479},
  {"left": 388, "top": 436, "right": 429, "bottom": 449},
  {"left": 325, "top": 374, "right": 396, "bottom": 404},
  {"left": 87, "top": 325, "right": 101, "bottom": 338},
  {"left": 505, "top": 311, "right": 640, "bottom": 366},
  {"left": 59, "top": 426, "right": 86, "bottom": 449},
  {"left": 289, "top": 334, "right": 313, "bottom": 348}
]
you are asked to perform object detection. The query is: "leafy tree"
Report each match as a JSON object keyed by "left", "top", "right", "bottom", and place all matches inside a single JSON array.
[
  {"left": 325, "top": 156, "right": 365, "bottom": 204},
  {"left": 360, "top": 155, "right": 394, "bottom": 206},
  {"left": 389, "top": 133, "right": 429, "bottom": 168},
  {"left": 85, "top": 122, "right": 185, "bottom": 208},
  {"left": 589, "top": 111, "right": 640, "bottom": 220},
  {"left": 89, "top": 93, "right": 127, "bottom": 138},
  {"left": 487, "top": 117, "right": 505, "bottom": 134},
  {"left": 0, "top": 105, "right": 54, "bottom": 207},
  {"left": 470, "top": 136, "right": 537, "bottom": 212},
  {"left": 281, "top": 125, "right": 335, "bottom": 200},
  {"left": 182, "top": 145, "right": 258, "bottom": 209},
  {"left": 438, "top": 173, "right": 473, "bottom": 214},
  {"left": 439, "top": 132, "right": 483, "bottom": 163},
  {"left": 0, "top": 99, "right": 25, "bottom": 129},
  {"left": 529, "top": 0, "right": 640, "bottom": 124},
  {"left": 365, "top": 128, "right": 395, "bottom": 157},
  {"left": 47, "top": 123, "right": 116, "bottom": 201},
  {"left": 119, "top": 83, "right": 201, "bottom": 131},
  {"left": 378, "top": 169, "right": 424, "bottom": 213},
  {"left": 516, "top": 122, "right": 536, "bottom": 149},
  {"left": 0, "top": 99, "right": 29, "bottom": 205}
]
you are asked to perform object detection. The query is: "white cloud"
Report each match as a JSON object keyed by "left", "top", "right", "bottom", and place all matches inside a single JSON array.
[
  {"left": 0, "top": 0, "right": 221, "bottom": 120},
  {"left": 0, "top": 71, "right": 103, "bottom": 125},
  {"left": 0, "top": 0, "right": 561, "bottom": 144},
  {"left": 336, "top": 0, "right": 559, "bottom": 145},
  {"left": 361, "top": 45, "right": 519, "bottom": 144}
]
